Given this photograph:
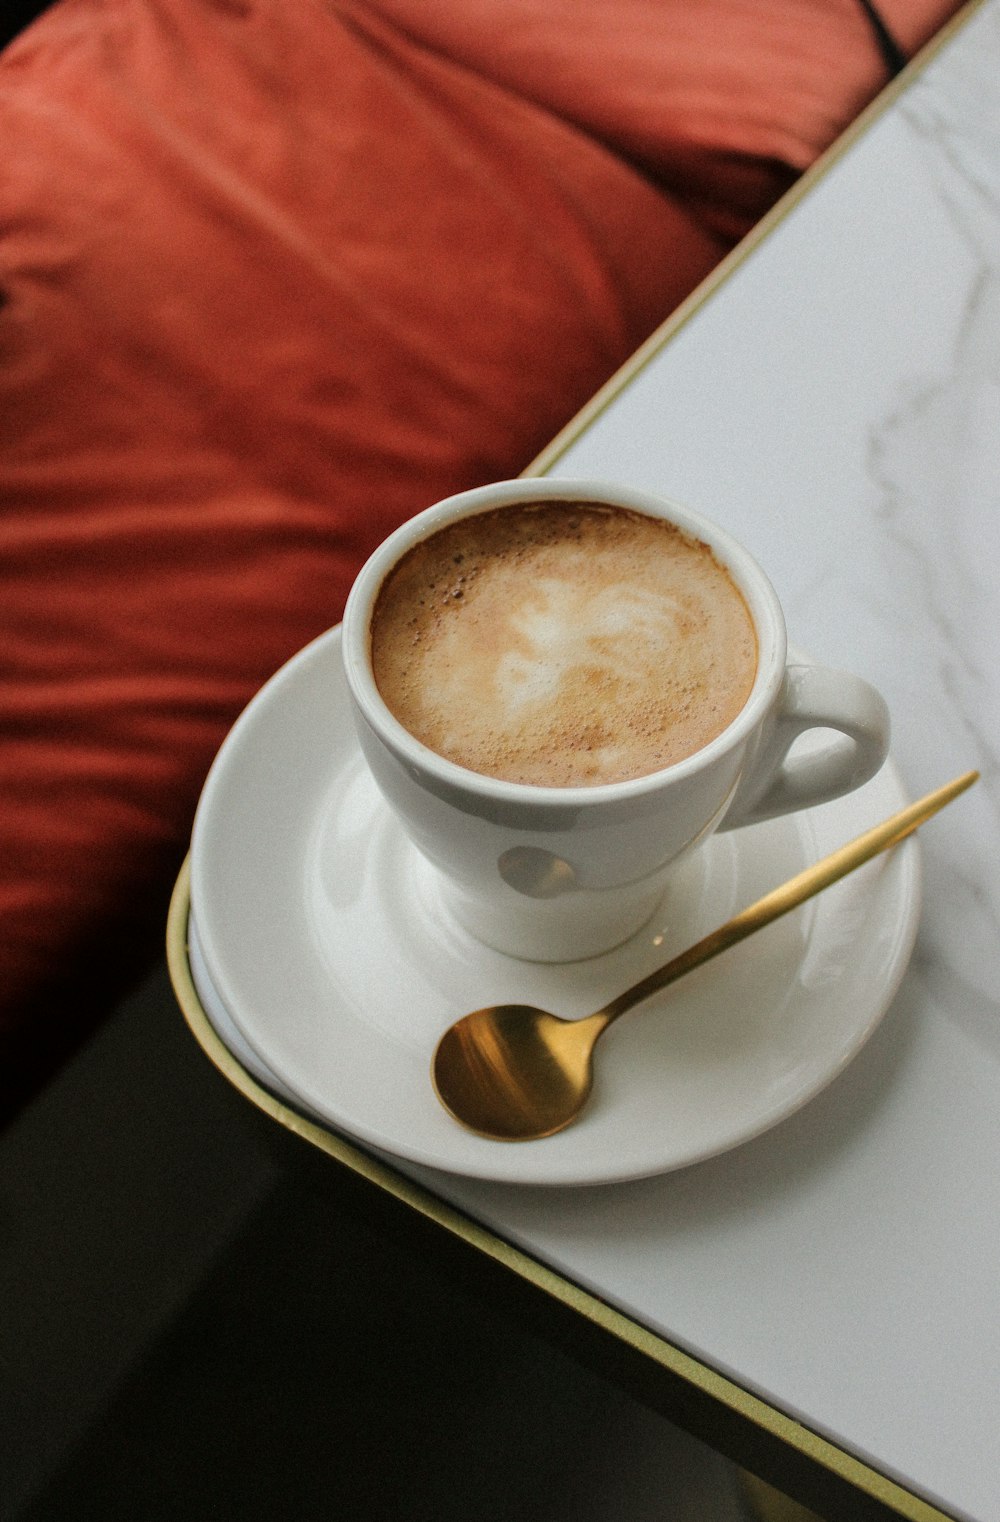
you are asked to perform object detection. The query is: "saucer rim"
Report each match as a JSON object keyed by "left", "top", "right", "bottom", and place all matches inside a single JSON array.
[{"left": 187, "top": 625, "right": 921, "bottom": 1187}]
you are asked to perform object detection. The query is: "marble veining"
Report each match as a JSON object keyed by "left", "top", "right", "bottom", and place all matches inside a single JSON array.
[
  {"left": 188, "top": 6, "right": 1000, "bottom": 1519},
  {"left": 428, "top": 8, "right": 1000, "bottom": 1521},
  {"left": 865, "top": 7, "right": 1000, "bottom": 1028}
]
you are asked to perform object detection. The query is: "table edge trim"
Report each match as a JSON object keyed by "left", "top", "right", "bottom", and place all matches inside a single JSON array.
[
  {"left": 166, "top": 857, "right": 955, "bottom": 1522},
  {"left": 523, "top": 0, "right": 988, "bottom": 484}
]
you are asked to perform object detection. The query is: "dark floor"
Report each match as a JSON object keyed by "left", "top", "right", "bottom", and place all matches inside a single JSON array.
[{"left": 2, "top": 962, "right": 756, "bottom": 1522}]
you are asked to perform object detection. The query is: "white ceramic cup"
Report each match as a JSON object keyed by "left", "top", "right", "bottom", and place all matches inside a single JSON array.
[{"left": 342, "top": 479, "right": 890, "bottom": 961}]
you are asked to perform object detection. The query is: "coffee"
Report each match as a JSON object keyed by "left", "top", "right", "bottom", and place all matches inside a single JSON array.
[{"left": 369, "top": 501, "right": 757, "bottom": 787}]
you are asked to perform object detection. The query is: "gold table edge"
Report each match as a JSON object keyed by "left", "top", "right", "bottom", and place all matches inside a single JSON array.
[
  {"left": 522, "top": 0, "right": 987, "bottom": 484},
  {"left": 165, "top": 12, "right": 987, "bottom": 1515},
  {"left": 167, "top": 858, "right": 953, "bottom": 1522}
]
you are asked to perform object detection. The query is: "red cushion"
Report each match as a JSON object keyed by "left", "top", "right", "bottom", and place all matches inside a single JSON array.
[{"left": 0, "top": 0, "right": 958, "bottom": 1119}]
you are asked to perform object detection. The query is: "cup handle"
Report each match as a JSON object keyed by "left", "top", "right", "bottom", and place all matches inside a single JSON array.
[{"left": 719, "top": 664, "right": 890, "bottom": 830}]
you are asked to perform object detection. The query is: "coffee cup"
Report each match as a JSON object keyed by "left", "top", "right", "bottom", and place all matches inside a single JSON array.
[{"left": 342, "top": 478, "right": 889, "bottom": 961}]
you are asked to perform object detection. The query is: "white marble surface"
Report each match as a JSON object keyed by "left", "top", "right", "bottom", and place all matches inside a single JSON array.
[{"left": 407, "top": 6, "right": 1000, "bottom": 1520}]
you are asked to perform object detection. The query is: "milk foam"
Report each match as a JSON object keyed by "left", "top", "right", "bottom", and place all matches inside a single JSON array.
[{"left": 370, "top": 503, "right": 757, "bottom": 787}]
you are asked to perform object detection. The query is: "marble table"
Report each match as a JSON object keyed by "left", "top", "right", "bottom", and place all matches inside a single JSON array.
[{"left": 169, "top": 4, "right": 1000, "bottom": 1518}]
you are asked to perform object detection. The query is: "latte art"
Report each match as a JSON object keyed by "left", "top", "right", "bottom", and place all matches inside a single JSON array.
[{"left": 369, "top": 502, "right": 757, "bottom": 787}]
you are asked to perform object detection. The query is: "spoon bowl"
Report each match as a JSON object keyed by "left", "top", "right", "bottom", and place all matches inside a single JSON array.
[
  {"left": 431, "top": 772, "right": 977, "bottom": 1142},
  {"left": 432, "top": 1007, "right": 608, "bottom": 1141}
]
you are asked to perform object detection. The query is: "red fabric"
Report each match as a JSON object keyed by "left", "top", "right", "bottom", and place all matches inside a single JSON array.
[
  {"left": 366, "top": 0, "right": 957, "bottom": 240},
  {"left": 0, "top": 0, "right": 960, "bottom": 1120}
]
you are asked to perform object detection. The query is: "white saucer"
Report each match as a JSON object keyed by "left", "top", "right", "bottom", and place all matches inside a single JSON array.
[{"left": 190, "top": 627, "right": 921, "bottom": 1188}]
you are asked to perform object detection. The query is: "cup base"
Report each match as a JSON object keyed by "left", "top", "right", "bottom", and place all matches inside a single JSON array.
[{"left": 434, "top": 845, "right": 714, "bottom": 964}]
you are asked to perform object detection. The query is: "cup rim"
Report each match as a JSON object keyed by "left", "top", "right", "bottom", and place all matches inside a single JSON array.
[{"left": 342, "top": 478, "right": 787, "bottom": 806}]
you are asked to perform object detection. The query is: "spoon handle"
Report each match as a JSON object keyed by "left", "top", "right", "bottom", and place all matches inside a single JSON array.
[{"left": 598, "top": 769, "right": 978, "bottom": 1026}]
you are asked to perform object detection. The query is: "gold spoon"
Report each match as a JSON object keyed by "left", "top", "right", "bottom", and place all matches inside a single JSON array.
[{"left": 432, "top": 770, "right": 978, "bottom": 1141}]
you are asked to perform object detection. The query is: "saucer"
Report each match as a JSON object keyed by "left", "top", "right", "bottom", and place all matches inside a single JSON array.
[{"left": 190, "top": 627, "right": 920, "bottom": 1188}]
